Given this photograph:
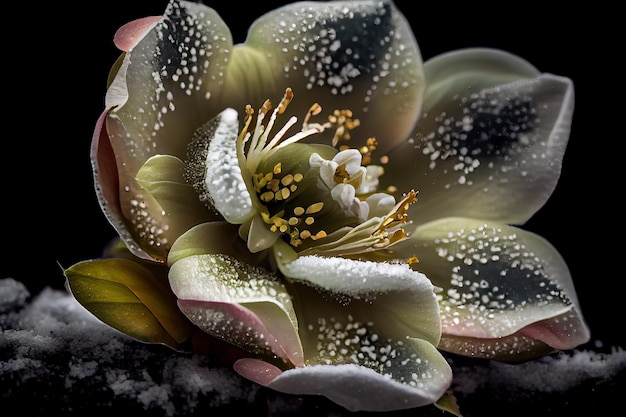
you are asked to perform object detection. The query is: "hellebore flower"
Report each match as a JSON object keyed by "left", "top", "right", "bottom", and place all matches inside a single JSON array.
[{"left": 64, "top": 0, "right": 590, "bottom": 413}]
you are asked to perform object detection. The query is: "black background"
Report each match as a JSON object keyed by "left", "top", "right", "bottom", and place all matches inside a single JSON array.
[{"left": 6, "top": 0, "right": 622, "bottom": 354}]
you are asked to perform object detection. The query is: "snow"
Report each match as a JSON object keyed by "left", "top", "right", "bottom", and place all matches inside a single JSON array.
[{"left": 1, "top": 277, "right": 624, "bottom": 416}]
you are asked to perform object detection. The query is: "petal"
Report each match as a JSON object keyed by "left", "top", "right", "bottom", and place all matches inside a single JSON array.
[
  {"left": 63, "top": 258, "right": 193, "bottom": 350},
  {"left": 224, "top": 0, "right": 424, "bottom": 153},
  {"left": 135, "top": 154, "right": 222, "bottom": 246},
  {"left": 235, "top": 335, "right": 452, "bottom": 412},
  {"left": 392, "top": 217, "right": 590, "bottom": 361},
  {"left": 277, "top": 249, "right": 441, "bottom": 346},
  {"left": 167, "top": 221, "right": 270, "bottom": 267},
  {"left": 384, "top": 48, "right": 574, "bottom": 226},
  {"left": 184, "top": 108, "right": 254, "bottom": 224},
  {"left": 168, "top": 247, "right": 303, "bottom": 366},
  {"left": 113, "top": 16, "right": 162, "bottom": 52},
  {"left": 98, "top": 1, "right": 235, "bottom": 258}
]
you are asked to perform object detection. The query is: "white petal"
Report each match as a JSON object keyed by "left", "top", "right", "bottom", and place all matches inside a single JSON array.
[{"left": 187, "top": 108, "right": 255, "bottom": 224}]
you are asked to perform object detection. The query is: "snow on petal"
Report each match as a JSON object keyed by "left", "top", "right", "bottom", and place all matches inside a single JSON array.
[
  {"left": 224, "top": 0, "right": 424, "bottom": 152},
  {"left": 391, "top": 217, "right": 590, "bottom": 360},
  {"left": 385, "top": 48, "right": 574, "bottom": 226},
  {"left": 276, "top": 251, "right": 441, "bottom": 345},
  {"left": 184, "top": 108, "right": 254, "bottom": 224},
  {"left": 235, "top": 337, "right": 452, "bottom": 412},
  {"left": 96, "top": 0, "right": 235, "bottom": 260}
]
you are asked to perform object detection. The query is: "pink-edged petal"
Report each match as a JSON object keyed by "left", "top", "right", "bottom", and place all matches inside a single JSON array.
[
  {"left": 97, "top": 1, "right": 235, "bottom": 259},
  {"left": 385, "top": 48, "right": 573, "bottom": 226},
  {"left": 91, "top": 109, "right": 157, "bottom": 260},
  {"left": 113, "top": 16, "right": 162, "bottom": 52},
  {"left": 392, "top": 217, "right": 590, "bottom": 361},
  {"left": 223, "top": 0, "right": 424, "bottom": 153},
  {"left": 168, "top": 248, "right": 303, "bottom": 366},
  {"left": 234, "top": 336, "right": 452, "bottom": 412},
  {"left": 176, "top": 299, "right": 300, "bottom": 364}
]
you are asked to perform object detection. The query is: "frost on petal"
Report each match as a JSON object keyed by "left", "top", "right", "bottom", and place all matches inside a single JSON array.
[
  {"left": 275, "top": 248, "right": 441, "bottom": 347},
  {"left": 392, "top": 217, "right": 590, "bottom": 361},
  {"left": 234, "top": 339, "right": 452, "bottom": 412},
  {"left": 168, "top": 252, "right": 303, "bottom": 366},
  {"left": 184, "top": 108, "right": 254, "bottom": 224},
  {"left": 224, "top": 0, "right": 424, "bottom": 152},
  {"left": 385, "top": 48, "right": 574, "bottom": 226},
  {"left": 98, "top": 0, "right": 234, "bottom": 259}
]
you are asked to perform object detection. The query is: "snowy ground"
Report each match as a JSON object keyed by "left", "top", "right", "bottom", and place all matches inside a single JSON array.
[{"left": 1, "top": 277, "right": 624, "bottom": 417}]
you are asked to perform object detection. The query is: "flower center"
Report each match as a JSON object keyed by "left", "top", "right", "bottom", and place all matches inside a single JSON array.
[{"left": 236, "top": 88, "right": 414, "bottom": 254}]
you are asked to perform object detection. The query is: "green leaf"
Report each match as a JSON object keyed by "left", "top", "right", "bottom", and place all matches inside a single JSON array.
[{"left": 64, "top": 258, "right": 193, "bottom": 350}]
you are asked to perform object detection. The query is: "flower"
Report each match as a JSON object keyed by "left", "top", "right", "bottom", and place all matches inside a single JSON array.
[{"left": 63, "top": 0, "right": 590, "bottom": 414}]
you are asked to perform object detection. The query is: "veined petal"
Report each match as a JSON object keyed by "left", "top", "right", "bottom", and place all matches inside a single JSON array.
[
  {"left": 224, "top": 0, "right": 424, "bottom": 153},
  {"left": 234, "top": 336, "right": 452, "bottom": 412},
  {"left": 168, "top": 251, "right": 303, "bottom": 366},
  {"left": 385, "top": 48, "right": 574, "bottom": 226},
  {"left": 392, "top": 217, "right": 590, "bottom": 361}
]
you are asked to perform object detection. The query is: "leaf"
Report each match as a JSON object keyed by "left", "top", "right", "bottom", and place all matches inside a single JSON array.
[{"left": 64, "top": 258, "right": 193, "bottom": 350}]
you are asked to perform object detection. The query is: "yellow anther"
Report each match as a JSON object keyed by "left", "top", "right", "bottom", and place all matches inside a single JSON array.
[
  {"left": 305, "top": 217, "right": 314, "bottom": 225},
  {"left": 276, "top": 87, "right": 294, "bottom": 114},
  {"left": 269, "top": 179, "right": 280, "bottom": 192},
  {"left": 279, "top": 224, "right": 288, "bottom": 233},
  {"left": 407, "top": 256, "right": 419, "bottom": 265},
  {"left": 273, "top": 163, "right": 282, "bottom": 174},
  {"left": 306, "top": 202, "right": 324, "bottom": 214},
  {"left": 280, "top": 187, "right": 290, "bottom": 200},
  {"left": 281, "top": 174, "right": 294, "bottom": 186},
  {"left": 290, "top": 184, "right": 298, "bottom": 192},
  {"left": 312, "top": 231, "right": 327, "bottom": 240},
  {"left": 294, "top": 207, "right": 305, "bottom": 216},
  {"left": 300, "top": 230, "right": 311, "bottom": 239},
  {"left": 293, "top": 173, "right": 304, "bottom": 182},
  {"left": 288, "top": 217, "right": 299, "bottom": 226},
  {"left": 260, "top": 191, "right": 275, "bottom": 202}
]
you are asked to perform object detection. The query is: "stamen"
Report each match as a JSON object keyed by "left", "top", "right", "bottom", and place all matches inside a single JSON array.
[{"left": 305, "top": 202, "right": 324, "bottom": 214}]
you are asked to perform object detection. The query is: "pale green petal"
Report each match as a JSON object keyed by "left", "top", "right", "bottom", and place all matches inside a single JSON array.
[
  {"left": 167, "top": 221, "right": 270, "bottom": 267},
  {"left": 224, "top": 0, "right": 424, "bottom": 153},
  {"left": 134, "top": 154, "right": 222, "bottom": 254},
  {"left": 274, "top": 240, "right": 441, "bottom": 347},
  {"left": 232, "top": 273, "right": 451, "bottom": 412},
  {"left": 391, "top": 217, "right": 590, "bottom": 361},
  {"left": 384, "top": 48, "right": 573, "bottom": 226},
  {"left": 168, "top": 252, "right": 303, "bottom": 366}
]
